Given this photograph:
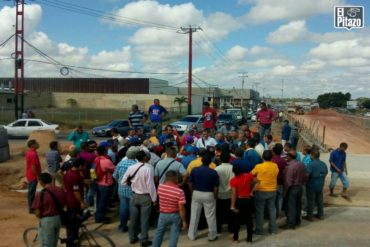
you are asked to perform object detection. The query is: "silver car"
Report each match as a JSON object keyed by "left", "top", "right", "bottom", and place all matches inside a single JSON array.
[
  {"left": 3, "top": 119, "right": 60, "bottom": 137},
  {"left": 170, "top": 115, "right": 203, "bottom": 135}
]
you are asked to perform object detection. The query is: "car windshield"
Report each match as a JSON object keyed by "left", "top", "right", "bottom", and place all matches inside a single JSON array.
[
  {"left": 179, "top": 116, "right": 199, "bottom": 122},
  {"left": 218, "top": 114, "right": 232, "bottom": 120},
  {"left": 109, "top": 120, "right": 121, "bottom": 126}
]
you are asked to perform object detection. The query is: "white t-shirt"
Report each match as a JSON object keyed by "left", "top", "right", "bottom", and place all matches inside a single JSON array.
[{"left": 196, "top": 137, "right": 218, "bottom": 149}]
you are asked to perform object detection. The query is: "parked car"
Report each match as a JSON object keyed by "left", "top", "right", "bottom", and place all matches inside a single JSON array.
[
  {"left": 3, "top": 119, "right": 59, "bottom": 137},
  {"left": 364, "top": 112, "right": 370, "bottom": 117},
  {"left": 216, "top": 113, "right": 239, "bottom": 128},
  {"left": 92, "top": 120, "right": 129, "bottom": 137},
  {"left": 225, "top": 108, "right": 247, "bottom": 124},
  {"left": 251, "top": 114, "right": 257, "bottom": 122},
  {"left": 170, "top": 115, "right": 203, "bottom": 135}
]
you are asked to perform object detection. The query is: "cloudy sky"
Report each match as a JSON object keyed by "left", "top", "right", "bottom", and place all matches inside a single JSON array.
[{"left": 0, "top": 0, "right": 369, "bottom": 99}]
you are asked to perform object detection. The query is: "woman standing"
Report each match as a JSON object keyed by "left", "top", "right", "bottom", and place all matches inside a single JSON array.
[{"left": 230, "top": 164, "right": 257, "bottom": 244}]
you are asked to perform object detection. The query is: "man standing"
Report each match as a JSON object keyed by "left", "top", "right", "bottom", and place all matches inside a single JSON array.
[
  {"left": 196, "top": 129, "right": 217, "bottom": 149},
  {"left": 280, "top": 151, "right": 306, "bottom": 229},
  {"left": 94, "top": 146, "right": 115, "bottom": 223},
  {"left": 155, "top": 146, "right": 186, "bottom": 185},
  {"left": 113, "top": 146, "right": 140, "bottom": 232},
  {"left": 271, "top": 143, "right": 287, "bottom": 218},
  {"left": 63, "top": 158, "right": 87, "bottom": 247},
  {"left": 251, "top": 150, "right": 279, "bottom": 235},
  {"left": 329, "top": 142, "right": 350, "bottom": 197},
  {"left": 122, "top": 151, "right": 157, "bottom": 247},
  {"left": 215, "top": 152, "right": 234, "bottom": 233},
  {"left": 32, "top": 173, "right": 66, "bottom": 247},
  {"left": 188, "top": 154, "right": 219, "bottom": 241},
  {"left": 67, "top": 125, "right": 90, "bottom": 151},
  {"left": 256, "top": 102, "right": 276, "bottom": 139},
  {"left": 26, "top": 139, "right": 41, "bottom": 213},
  {"left": 281, "top": 120, "right": 291, "bottom": 146},
  {"left": 148, "top": 99, "right": 168, "bottom": 135},
  {"left": 202, "top": 102, "right": 217, "bottom": 131},
  {"left": 153, "top": 171, "right": 187, "bottom": 247},
  {"left": 128, "top": 104, "right": 148, "bottom": 129},
  {"left": 304, "top": 150, "right": 328, "bottom": 221}
]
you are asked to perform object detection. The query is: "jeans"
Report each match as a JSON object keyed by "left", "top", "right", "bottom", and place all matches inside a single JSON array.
[
  {"left": 39, "top": 215, "right": 61, "bottom": 247},
  {"left": 86, "top": 181, "right": 96, "bottom": 207},
  {"left": 329, "top": 171, "right": 349, "bottom": 190},
  {"left": 152, "top": 213, "right": 181, "bottom": 247},
  {"left": 95, "top": 185, "right": 110, "bottom": 222},
  {"left": 129, "top": 193, "right": 152, "bottom": 243},
  {"left": 286, "top": 186, "right": 302, "bottom": 227},
  {"left": 290, "top": 137, "right": 298, "bottom": 149},
  {"left": 28, "top": 180, "right": 38, "bottom": 212},
  {"left": 188, "top": 191, "right": 217, "bottom": 241},
  {"left": 216, "top": 198, "right": 232, "bottom": 233},
  {"left": 258, "top": 124, "right": 271, "bottom": 140},
  {"left": 306, "top": 187, "right": 324, "bottom": 218},
  {"left": 254, "top": 191, "right": 277, "bottom": 235},
  {"left": 232, "top": 198, "right": 253, "bottom": 242},
  {"left": 275, "top": 185, "right": 284, "bottom": 217},
  {"left": 118, "top": 194, "right": 130, "bottom": 230}
]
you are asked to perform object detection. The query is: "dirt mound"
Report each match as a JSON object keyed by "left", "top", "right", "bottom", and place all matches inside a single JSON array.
[
  {"left": 27, "top": 130, "right": 56, "bottom": 155},
  {"left": 306, "top": 109, "right": 340, "bottom": 117}
]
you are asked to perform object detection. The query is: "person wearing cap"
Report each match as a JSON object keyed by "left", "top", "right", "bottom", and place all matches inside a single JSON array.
[
  {"left": 67, "top": 125, "right": 90, "bottom": 151},
  {"left": 202, "top": 101, "right": 217, "bottom": 131},
  {"left": 148, "top": 99, "right": 168, "bottom": 135},
  {"left": 113, "top": 146, "right": 140, "bottom": 232},
  {"left": 181, "top": 145, "right": 198, "bottom": 169},
  {"left": 256, "top": 102, "right": 277, "bottom": 141}
]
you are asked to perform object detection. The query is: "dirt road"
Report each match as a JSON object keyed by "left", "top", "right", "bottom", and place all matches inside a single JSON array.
[{"left": 294, "top": 109, "right": 370, "bottom": 154}]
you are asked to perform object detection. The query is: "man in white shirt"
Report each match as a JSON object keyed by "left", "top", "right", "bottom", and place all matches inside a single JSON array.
[
  {"left": 122, "top": 150, "right": 157, "bottom": 247},
  {"left": 214, "top": 152, "right": 234, "bottom": 233},
  {"left": 196, "top": 129, "right": 217, "bottom": 149}
]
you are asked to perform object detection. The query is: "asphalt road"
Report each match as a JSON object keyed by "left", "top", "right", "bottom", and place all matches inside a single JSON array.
[{"left": 7, "top": 134, "right": 108, "bottom": 145}]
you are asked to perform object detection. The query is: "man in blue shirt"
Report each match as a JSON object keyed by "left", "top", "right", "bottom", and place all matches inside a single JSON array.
[
  {"left": 243, "top": 139, "right": 262, "bottom": 169},
  {"left": 181, "top": 146, "right": 198, "bottom": 169},
  {"left": 303, "top": 149, "right": 328, "bottom": 221},
  {"left": 232, "top": 148, "right": 254, "bottom": 173},
  {"left": 188, "top": 154, "right": 219, "bottom": 241},
  {"left": 148, "top": 99, "right": 168, "bottom": 135},
  {"left": 281, "top": 120, "right": 291, "bottom": 146},
  {"left": 329, "top": 142, "right": 349, "bottom": 197}
]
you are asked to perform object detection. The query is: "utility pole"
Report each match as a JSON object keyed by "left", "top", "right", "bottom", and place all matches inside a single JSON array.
[
  {"left": 281, "top": 79, "right": 284, "bottom": 99},
  {"left": 14, "top": 0, "right": 25, "bottom": 119},
  {"left": 238, "top": 72, "right": 248, "bottom": 108},
  {"left": 180, "top": 25, "right": 201, "bottom": 115}
]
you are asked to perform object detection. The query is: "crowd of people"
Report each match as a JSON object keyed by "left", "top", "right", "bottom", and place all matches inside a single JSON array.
[{"left": 25, "top": 100, "right": 350, "bottom": 247}]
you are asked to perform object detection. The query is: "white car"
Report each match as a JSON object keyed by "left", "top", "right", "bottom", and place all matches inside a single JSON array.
[
  {"left": 364, "top": 112, "right": 370, "bottom": 117},
  {"left": 3, "top": 119, "right": 59, "bottom": 137},
  {"left": 170, "top": 115, "right": 203, "bottom": 135}
]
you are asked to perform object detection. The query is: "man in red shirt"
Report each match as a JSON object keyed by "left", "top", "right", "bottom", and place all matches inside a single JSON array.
[
  {"left": 32, "top": 173, "right": 66, "bottom": 247},
  {"left": 202, "top": 102, "right": 217, "bottom": 130},
  {"left": 95, "top": 145, "right": 115, "bottom": 223},
  {"left": 256, "top": 102, "right": 276, "bottom": 140},
  {"left": 25, "top": 139, "right": 41, "bottom": 213},
  {"left": 64, "top": 158, "right": 86, "bottom": 247},
  {"left": 152, "top": 170, "right": 187, "bottom": 247}
]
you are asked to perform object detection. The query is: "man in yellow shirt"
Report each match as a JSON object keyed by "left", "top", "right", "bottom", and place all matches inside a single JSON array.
[
  {"left": 186, "top": 148, "right": 216, "bottom": 175},
  {"left": 251, "top": 150, "right": 279, "bottom": 235}
]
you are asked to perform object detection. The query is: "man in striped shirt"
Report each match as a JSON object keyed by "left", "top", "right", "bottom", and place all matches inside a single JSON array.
[
  {"left": 128, "top": 104, "right": 148, "bottom": 129},
  {"left": 153, "top": 170, "right": 187, "bottom": 247}
]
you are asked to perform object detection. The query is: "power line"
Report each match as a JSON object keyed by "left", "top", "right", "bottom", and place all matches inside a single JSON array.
[
  {"left": 0, "top": 34, "right": 15, "bottom": 47},
  {"left": 37, "top": 0, "right": 178, "bottom": 32}
]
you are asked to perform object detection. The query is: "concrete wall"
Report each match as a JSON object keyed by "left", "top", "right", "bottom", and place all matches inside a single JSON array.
[{"left": 51, "top": 92, "right": 190, "bottom": 110}]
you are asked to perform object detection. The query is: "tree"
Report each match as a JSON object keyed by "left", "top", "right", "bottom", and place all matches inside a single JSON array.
[
  {"left": 173, "top": 96, "right": 187, "bottom": 113},
  {"left": 362, "top": 99, "right": 370, "bottom": 109},
  {"left": 317, "top": 92, "right": 351, "bottom": 108},
  {"left": 66, "top": 98, "right": 77, "bottom": 108}
]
